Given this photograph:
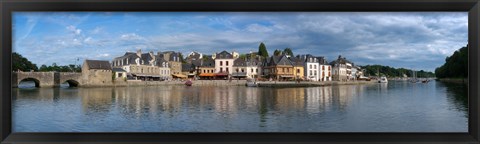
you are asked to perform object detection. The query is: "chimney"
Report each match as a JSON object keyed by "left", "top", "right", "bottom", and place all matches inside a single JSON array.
[{"left": 136, "top": 49, "right": 142, "bottom": 57}]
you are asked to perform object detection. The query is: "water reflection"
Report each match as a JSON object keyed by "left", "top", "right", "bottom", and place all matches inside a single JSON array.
[{"left": 13, "top": 80, "right": 468, "bottom": 132}]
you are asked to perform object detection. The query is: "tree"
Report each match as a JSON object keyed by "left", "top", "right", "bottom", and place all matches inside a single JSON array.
[
  {"left": 239, "top": 54, "right": 247, "bottom": 59},
  {"left": 257, "top": 42, "right": 269, "bottom": 58},
  {"left": 283, "top": 48, "right": 294, "bottom": 57},
  {"left": 435, "top": 45, "right": 468, "bottom": 78},
  {"left": 361, "top": 64, "right": 435, "bottom": 78},
  {"left": 12, "top": 52, "right": 38, "bottom": 72},
  {"left": 273, "top": 49, "right": 283, "bottom": 56}
]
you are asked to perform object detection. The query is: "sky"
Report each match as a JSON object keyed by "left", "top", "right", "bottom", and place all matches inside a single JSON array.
[{"left": 13, "top": 12, "right": 468, "bottom": 72}]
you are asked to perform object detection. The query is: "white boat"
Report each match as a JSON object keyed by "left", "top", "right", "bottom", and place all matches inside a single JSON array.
[
  {"left": 246, "top": 81, "right": 258, "bottom": 87},
  {"left": 378, "top": 76, "right": 388, "bottom": 83},
  {"left": 245, "top": 78, "right": 258, "bottom": 87}
]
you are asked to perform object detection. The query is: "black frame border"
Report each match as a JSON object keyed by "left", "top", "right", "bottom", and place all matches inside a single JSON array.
[{"left": 1, "top": 0, "right": 479, "bottom": 143}]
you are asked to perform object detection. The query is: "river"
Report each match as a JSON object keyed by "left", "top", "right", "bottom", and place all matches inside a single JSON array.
[{"left": 12, "top": 80, "right": 468, "bottom": 132}]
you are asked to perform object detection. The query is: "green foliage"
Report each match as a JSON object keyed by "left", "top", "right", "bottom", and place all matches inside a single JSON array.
[
  {"left": 38, "top": 64, "right": 81, "bottom": 72},
  {"left": 273, "top": 49, "right": 283, "bottom": 56},
  {"left": 12, "top": 52, "right": 38, "bottom": 71},
  {"left": 283, "top": 48, "right": 293, "bottom": 57},
  {"left": 361, "top": 65, "right": 435, "bottom": 78},
  {"left": 239, "top": 54, "right": 247, "bottom": 59},
  {"left": 435, "top": 45, "right": 468, "bottom": 78},
  {"left": 178, "top": 53, "right": 187, "bottom": 64},
  {"left": 257, "top": 42, "right": 269, "bottom": 58}
]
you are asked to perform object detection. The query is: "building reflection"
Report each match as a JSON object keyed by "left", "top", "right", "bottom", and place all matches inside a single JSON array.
[
  {"left": 45, "top": 85, "right": 368, "bottom": 121},
  {"left": 273, "top": 88, "right": 305, "bottom": 112},
  {"left": 304, "top": 86, "right": 332, "bottom": 114},
  {"left": 213, "top": 86, "right": 238, "bottom": 116},
  {"left": 79, "top": 87, "right": 114, "bottom": 116}
]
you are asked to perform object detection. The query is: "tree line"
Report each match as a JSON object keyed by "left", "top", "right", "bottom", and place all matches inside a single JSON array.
[
  {"left": 361, "top": 65, "right": 435, "bottom": 78},
  {"left": 435, "top": 45, "right": 468, "bottom": 78},
  {"left": 13, "top": 52, "right": 81, "bottom": 72}
]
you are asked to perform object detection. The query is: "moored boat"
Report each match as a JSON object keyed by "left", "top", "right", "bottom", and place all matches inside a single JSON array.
[
  {"left": 245, "top": 78, "right": 258, "bottom": 87},
  {"left": 378, "top": 76, "right": 388, "bottom": 83},
  {"left": 185, "top": 80, "right": 192, "bottom": 86}
]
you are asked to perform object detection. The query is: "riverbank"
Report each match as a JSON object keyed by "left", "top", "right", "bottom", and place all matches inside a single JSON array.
[
  {"left": 256, "top": 80, "right": 377, "bottom": 87},
  {"left": 436, "top": 78, "right": 468, "bottom": 84}
]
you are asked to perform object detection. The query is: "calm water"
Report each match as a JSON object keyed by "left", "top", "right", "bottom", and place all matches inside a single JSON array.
[{"left": 13, "top": 80, "right": 468, "bottom": 132}]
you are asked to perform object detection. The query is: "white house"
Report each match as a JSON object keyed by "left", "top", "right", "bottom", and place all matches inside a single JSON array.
[
  {"left": 318, "top": 56, "right": 332, "bottom": 81},
  {"left": 245, "top": 57, "right": 263, "bottom": 79},
  {"left": 214, "top": 51, "right": 235, "bottom": 78},
  {"left": 302, "top": 54, "right": 320, "bottom": 81},
  {"left": 329, "top": 55, "right": 352, "bottom": 81}
]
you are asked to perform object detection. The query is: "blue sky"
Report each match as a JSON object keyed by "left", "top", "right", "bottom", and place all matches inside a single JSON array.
[{"left": 13, "top": 12, "right": 468, "bottom": 72}]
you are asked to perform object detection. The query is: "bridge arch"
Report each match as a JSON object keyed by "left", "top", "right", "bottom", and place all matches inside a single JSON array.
[
  {"left": 18, "top": 77, "right": 40, "bottom": 88},
  {"left": 62, "top": 79, "right": 80, "bottom": 87}
]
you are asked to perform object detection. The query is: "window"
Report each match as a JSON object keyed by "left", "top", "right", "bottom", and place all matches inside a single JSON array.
[
  {"left": 314, "top": 65, "right": 317, "bottom": 69},
  {"left": 226, "top": 68, "right": 229, "bottom": 72},
  {"left": 310, "top": 70, "right": 312, "bottom": 75},
  {"left": 236, "top": 68, "right": 239, "bottom": 72},
  {"left": 322, "top": 65, "right": 325, "bottom": 70},
  {"left": 220, "top": 61, "right": 223, "bottom": 66},
  {"left": 241, "top": 69, "right": 244, "bottom": 72},
  {"left": 314, "top": 71, "right": 317, "bottom": 76},
  {"left": 251, "top": 69, "right": 254, "bottom": 73},
  {"left": 256, "top": 69, "right": 258, "bottom": 73},
  {"left": 310, "top": 65, "right": 312, "bottom": 69},
  {"left": 203, "top": 70, "right": 206, "bottom": 73},
  {"left": 297, "top": 69, "right": 300, "bottom": 73},
  {"left": 220, "top": 68, "right": 223, "bottom": 72},
  {"left": 282, "top": 68, "right": 285, "bottom": 72},
  {"left": 226, "top": 61, "right": 229, "bottom": 66}
]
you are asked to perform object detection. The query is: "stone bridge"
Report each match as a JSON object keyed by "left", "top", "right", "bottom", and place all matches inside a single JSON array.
[{"left": 12, "top": 72, "right": 83, "bottom": 88}]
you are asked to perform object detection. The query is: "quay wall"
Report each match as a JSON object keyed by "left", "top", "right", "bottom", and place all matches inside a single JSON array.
[
  {"left": 98, "top": 80, "right": 377, "bottom": 87},
  {"left": 257, "top": 80, "right": 377, "bottom": 87}
]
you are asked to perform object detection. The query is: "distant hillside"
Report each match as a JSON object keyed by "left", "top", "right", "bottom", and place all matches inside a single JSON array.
[
  {"left": 435, "top": 45, "right": 468, "bottom": 78},
  {"left": 361, "top": 65, "right": 435, "bottom": 78}
]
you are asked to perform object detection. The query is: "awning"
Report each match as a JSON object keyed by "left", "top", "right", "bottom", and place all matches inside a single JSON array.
[
  {"left": 188, "top": 73, "right": 196, "bottom": 76},
  {"left": 231, "top": 72, "right": 247, "bottom": 77},
  {"left": 215, "top": 73, "right": 229, "bottom": 76},
  {"left": 172, "top": 74, "right": 188, "bottom": 78},
  {"left": 280, "top": 75, "right": 294, "bottom": 78},
  {"left": 199, "top": 73, "right": 215, "bottom": 77}
]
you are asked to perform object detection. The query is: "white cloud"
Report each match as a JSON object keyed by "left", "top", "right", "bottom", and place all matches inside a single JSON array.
[
  {"left": 246, "top": 24, "right": 273, "bottom": 33},
  {"left": 120, "top": 33, "right": 143, "bottom": 41},
  {"left": 66, "top": 25, "right": 81, "bottom": 35}
]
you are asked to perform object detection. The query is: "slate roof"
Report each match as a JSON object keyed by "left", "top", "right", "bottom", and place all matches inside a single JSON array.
[
  {"left": 155, "top": 56, "right": 170, "bottom": 67},
  {"left": 329, "top": 55, "right": 352, "bottom": 66},
  {"left": 141, "top": 53, "right": 155, "bottom": 66},
  {"left": 317, "top": 57, "right": 329, "bottom": 65},
  {"left": 215, "top": 51, "right": 233, "bottom": 59},
  {"left": 182, "top": 63, "right": 195, "bottom": 72},
  {"left": 186, "top": 51, "right": 202, "bottom": 61},
  {"left": 289, "top": 56, "right": 305, "bottom": 66},
  {"left": 113, "top": 52, "right": 140, "bottom": 65},
  {"left": 200, "top": 57, "right": 215, "bottom": 67},
  {"left": 267, "top": 55, "right": 292, "bottom": 67},
  {"left": 85, "top": 60, "right": 112, "bottom": 70},
  {"left": 233, "top": 58, "right": 247, "bottom": 67},
  {"left": 245, "top": 57, "right": 262, "bottom": 66},
  {"left": 112, "top": 68, "right": 127, "bottom": 72}
]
